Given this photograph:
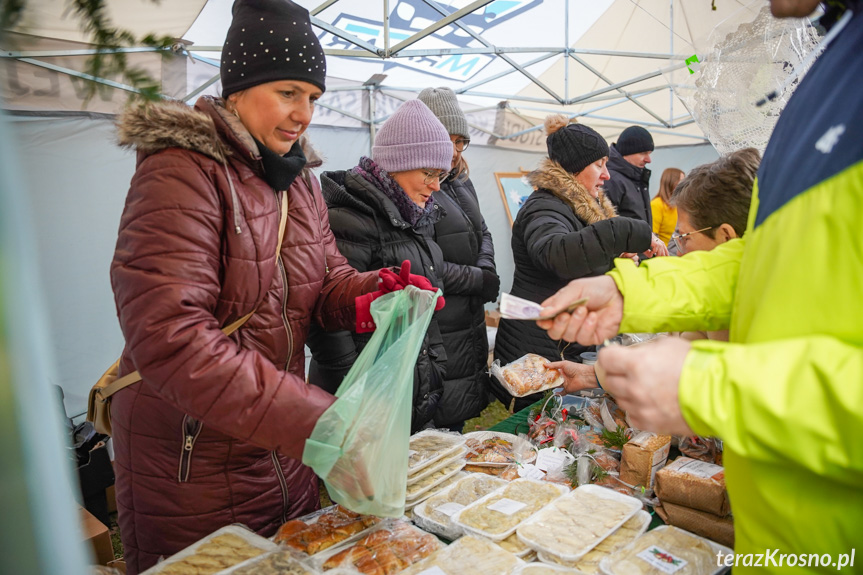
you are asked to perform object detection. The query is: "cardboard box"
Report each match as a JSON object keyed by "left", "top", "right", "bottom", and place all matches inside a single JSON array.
[
  {"left": 80, "top": 505, "right": 114, "bottom": 565},
  {"left": 655, "top": 501, "right": 735, "bottom": 549},
  {"left": 655, "top": 457, "right": 731, "bottom": 516}
]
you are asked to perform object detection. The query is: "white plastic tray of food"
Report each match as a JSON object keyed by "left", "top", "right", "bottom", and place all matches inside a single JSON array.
[
  {"left": 270, "top": 504, "right": 384, "bottom": 557},
  {"left": 513, "top": 563, "right": 589, "bottom": 574},
  {"left": 407, "top": 446, "right": 468, "bottom": 486},
  {"left": 462, "top": 431, "right": 539, "bottom": 467},
  {"left": 312, "top": 519, "right": 443, "bottom": 573},
  {"left": 516, "top": 484, "right": 641, "bottom": 562},
  {"left": 408, "top": 430, "right": 467, "bottom": 476},
  {"left": 405, "top": 471, "right": 468, "bottom": 511},
  {"left": 413, "top": 474, "right": 508, "bottom": 540},
  {"left": 141, "top": 524, "right": 279, "bottom": 575},
  {"left": 497, "top": 532, "right": 535, "bottom": 558},
  {"left": 216, "top": 548, "right": 322, "bottom": 574},
  {"left": 450, "top": 478, "right": 568, "bottom": 541},
  {"left": 599, "top": 525, "right": 733, "bottom": 575},
  {"left": 398, "top": 534, "right": 525, "bottom": 575},
  {"left": 536, "top": 510, "right": 650, "bottom": 573},
  {"left": 406, "top": 459, "right": 466, "bottom": 502}
]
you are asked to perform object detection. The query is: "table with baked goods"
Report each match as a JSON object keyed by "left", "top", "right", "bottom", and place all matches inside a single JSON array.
[{"left": 139, "top": 352, "right": 732, "bottom": 575}]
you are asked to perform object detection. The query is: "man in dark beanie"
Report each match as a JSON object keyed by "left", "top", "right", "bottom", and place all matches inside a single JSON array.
[{"left": 604, "top": 125, "right": 655, "bottom": 224}]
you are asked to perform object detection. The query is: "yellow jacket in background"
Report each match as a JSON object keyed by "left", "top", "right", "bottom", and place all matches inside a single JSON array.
[{"left": 650, "top": 195, "right": 676, "bottom": 245}]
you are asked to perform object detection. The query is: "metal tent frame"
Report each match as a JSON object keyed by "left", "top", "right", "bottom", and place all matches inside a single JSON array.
[{"left": 1, "top": 0, "right": 709, "bottom": 146}]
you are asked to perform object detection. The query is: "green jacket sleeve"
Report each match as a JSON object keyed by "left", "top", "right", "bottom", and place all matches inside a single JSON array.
[
  {"left": 679, "top": 336, "right": 863, "bottom": 488},
  {"left": 607, "top": 238, "right": 745, "bottom": 333}
]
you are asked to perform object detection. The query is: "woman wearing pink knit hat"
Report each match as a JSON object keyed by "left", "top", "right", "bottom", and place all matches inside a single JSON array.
[{"left": 307, "top": 99, "right": 454, "bottom": 431}]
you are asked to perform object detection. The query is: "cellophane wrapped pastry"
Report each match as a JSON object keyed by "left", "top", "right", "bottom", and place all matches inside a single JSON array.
[
  {"left": 405, "top": 472, "right": 468, "bottom": 512},
  {"left": 490, "top": 354, "right": 564, "bottom": 397},
  {"left": 144, "top": 526, "right": 277, "bottom": 575},
  {"left": 600, "top": 526, "right": 727, "bottom": 575},
  {"left": 408, "top": 430, "right": 465, "bottom": 475},
  {"left": 316, "top": 520, "right": 441, "bottom": 573},
  {"left": 399, "top": 535, "right": 523, "bottom": 575},
  {"left": 273, "top": 505, "right": 382, "bottom": 556},
  {"left": 413, "top": 474, "right": 507, "bottom": 540},
  {"left": 537, "top": 510, "right": 650, "bottom": 574},
  {"left": 407, "top": 446, "right": 467, "bottom": 486},
  {"left": 516, "top": 485, "right": 640, "bottom": 562},
  {"left": 452, "top": 479, "right": 567, "bottom": 540},
  {"left": 497, "top": 532, "right": 533, "bottom": 557}
]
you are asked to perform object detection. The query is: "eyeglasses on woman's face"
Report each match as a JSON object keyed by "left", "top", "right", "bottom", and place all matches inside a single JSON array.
[
  {"left": 671, "top": 226, "right": 714, "bottom": 251},
  {"left": 453, "top": 137, "right": 470, "bottom": 152},
  {"left": 422, "top": 169, "right": 449, "bottom": 185}
]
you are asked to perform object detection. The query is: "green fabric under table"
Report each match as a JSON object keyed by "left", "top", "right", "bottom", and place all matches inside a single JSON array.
[{"left": 487, "top": 400, "right": 542, "bottom": 434}]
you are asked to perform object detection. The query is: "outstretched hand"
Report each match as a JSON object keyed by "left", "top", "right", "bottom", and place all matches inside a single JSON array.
[
  {"left": 545, "top": 360, "right": 598, "bottom": 394},
  {"left": 536, "top": 275, "right": 623, "bottom": 345},
  {"left": 378, "top": 260, "right": 445, "bottom": 311}
]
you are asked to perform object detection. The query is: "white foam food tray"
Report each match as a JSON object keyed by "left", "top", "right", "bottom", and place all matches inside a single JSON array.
[
  {"left": 406, "top": 459, "right": 466, "bottom": 502},
  {"left": 599, "top": 525, "right": 733, "bottom": 575},
  {"left": 463, "top": 431, "right": 538, "bottom": 467},
  {"left": 450, "top": 478, "right": 568, "bottom": 541},
  {"left": 536, "top": 510, "right": 650, "bottom": 574},
  {"left": 513, "top": 563, "right": 589, "bottom": 574},
  {"left": 413, "top": 474, "right": 508, "bottom": 540},
  {"left": 141, "top": 524, "right": 278, "bottom": 575},
  {"left": 216, "top": 548, "right": 321, "bottom": 574},
  {"left": 407, "top": 446, "right": 467, "bottom": 486},
  {"left": 405, "top": 471, "right": 468, "bottom": 512},
  {"left": 516, "top": 484, "right": 641, "bottom": 563},
  {"left": 398, "top": 535, "right": 524, "bottom": 575},
  {"left": 408, "top": 430, "right": 467, "bottom": 476}
]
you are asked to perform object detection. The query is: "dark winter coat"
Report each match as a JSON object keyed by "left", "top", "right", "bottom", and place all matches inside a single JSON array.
[
  {"left": 604, "top": 143, "right": 653, "bottom": 226},
  {"left": 432, "top": 174, "right": 495, "bottom": 427},
  {"left": 306, "top": 169, "right": 446, "bottom": 432},
  {"left": 493, "top": 159, "right": 652, "bottom": 411},
  {"left": 110, "top": 97, "right": 378, "bottom": 574}
]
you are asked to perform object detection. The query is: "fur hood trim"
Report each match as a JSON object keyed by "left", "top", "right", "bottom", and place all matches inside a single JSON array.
[
  {"left": 115, "top": 96, "right": 322, "bottom": 166},
  {"left": 527, "top": 158, "right": 617, "bottom": 224}
]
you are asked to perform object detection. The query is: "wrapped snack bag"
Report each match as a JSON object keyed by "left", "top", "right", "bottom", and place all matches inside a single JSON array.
[
  {"left": 619, "top": 432, "right": 671, "bottom": 490},
  {"left": 490, "top": 353, "right": 564, "bottom": 397},
  {"left": 654, "top": 457, "right": 731, "bottom": 516}
]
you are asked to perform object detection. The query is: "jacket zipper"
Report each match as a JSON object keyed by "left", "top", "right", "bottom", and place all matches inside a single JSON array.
[
  {"left": 275, "top": 191, "right": 294, "bottom": 370},
  {"left": 271, "top": 451, "right": 290, "bottom": 524},
  {"left": 178, "top": 415, "right": 203, "bottom": 483}
]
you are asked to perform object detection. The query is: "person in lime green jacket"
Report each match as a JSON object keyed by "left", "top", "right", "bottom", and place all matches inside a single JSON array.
[
  {"left": 537, "top": 0, "right": 863, "bottom": 571},
  {"left": 650, "top": 167, "right": 683, "bottom": 245}
]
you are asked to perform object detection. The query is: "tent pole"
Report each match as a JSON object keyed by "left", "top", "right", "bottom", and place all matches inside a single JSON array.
[
  {"left": 368, "top": 85, "right": 377, "bottom": 155},
  {"left": 565, "top": 0, "right": 570, "bottom": 103},
  {"left": 384, "top": 0, "right": 391, "bottom": 56},
  {"left": 669, "top": 0, "right": 674, "bottom": 125}
]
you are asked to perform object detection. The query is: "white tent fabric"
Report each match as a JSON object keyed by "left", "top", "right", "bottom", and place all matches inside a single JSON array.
[{"left": 8, "top": 0, "right": 799, "bottom": 414}]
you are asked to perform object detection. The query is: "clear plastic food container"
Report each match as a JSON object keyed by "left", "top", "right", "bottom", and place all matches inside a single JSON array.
[
  {"left": 398, "top": 535, "right": 524, "bottom": 575},
  {"left": 408, "top": 430, "right": 467, "bottom": 475},
  {"left": 413, "top": 474, "right": 507, "bottom": 540},
  {"left": 516, "top": 484, "right": 642, "bottom": 562},
  {"left": 450, "top": 478, "right": 568, "bottom": 541},
  {"left": 599, "top": 525, "right": 733, "bottom": 575}
]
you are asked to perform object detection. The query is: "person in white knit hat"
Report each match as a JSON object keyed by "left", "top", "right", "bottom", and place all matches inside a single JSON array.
[
  {"left": 417, "top": 87, "right": 498, "bottom": 432},
  {"left": 307, "top": 99, "right": 453, "bottom": 432}
]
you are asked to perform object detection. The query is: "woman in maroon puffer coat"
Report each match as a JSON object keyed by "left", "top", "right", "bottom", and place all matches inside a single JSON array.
[{"left": 109, "top": 2, "right": 379, "bottom": 572}]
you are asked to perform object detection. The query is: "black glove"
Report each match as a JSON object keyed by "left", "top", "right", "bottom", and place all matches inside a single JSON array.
[{"left": 480, "top": 269, "right": 500, "bottom": 303}]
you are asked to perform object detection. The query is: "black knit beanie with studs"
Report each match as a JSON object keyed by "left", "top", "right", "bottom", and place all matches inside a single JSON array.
[
  {"left": 220, "top": 0, "right": 327, "bottom": 98},
  {"left": 545, "top": 115, "right": 609, "bottom": 174}
]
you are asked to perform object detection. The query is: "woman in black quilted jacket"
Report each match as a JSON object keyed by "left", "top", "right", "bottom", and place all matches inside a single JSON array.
[
  {"left": 307, "top": 99, "right": 454, "bottom": 432},
  {"left": 493, "top": 115, "right": 653, "bottom": 411},
  {"left": 418, "top": 87, "right": 498, "bottom": 431}
]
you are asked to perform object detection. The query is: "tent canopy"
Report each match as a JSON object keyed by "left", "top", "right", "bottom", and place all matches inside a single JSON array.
[{"left": 2, "top": 0, "right": 770, "bottom": 147}]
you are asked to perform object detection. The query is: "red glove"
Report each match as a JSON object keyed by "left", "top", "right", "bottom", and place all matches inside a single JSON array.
[{"left": 355, "top": 260, "right": 445, "bottom": 333}]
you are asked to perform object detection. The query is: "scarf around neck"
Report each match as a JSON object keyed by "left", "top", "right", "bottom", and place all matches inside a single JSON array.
[
  {"left": 254, "top": 138, "right": 307, "bottom": 191},
  {"left": 352, "top": 156, "right": 436, "bottom": 227}
]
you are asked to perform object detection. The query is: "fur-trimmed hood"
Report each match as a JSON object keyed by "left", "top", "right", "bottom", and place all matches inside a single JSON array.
[
  {"left": 527, "top": 158, "right": 617, "bottom": 224},
  {"left": 115, "top": 96, "right": 322, "bottom": 168}
]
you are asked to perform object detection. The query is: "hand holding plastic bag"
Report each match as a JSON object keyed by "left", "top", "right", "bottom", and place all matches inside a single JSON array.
[{"left": 303, "top": 286, "right": 441, "bottom": 517}]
